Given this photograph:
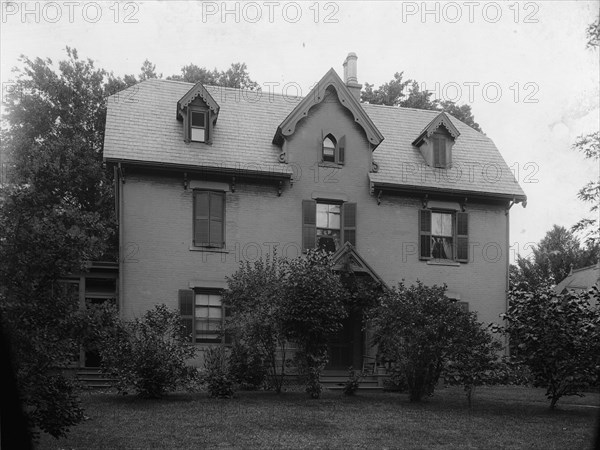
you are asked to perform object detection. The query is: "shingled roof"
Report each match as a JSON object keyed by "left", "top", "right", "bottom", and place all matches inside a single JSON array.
[{"left": 103, "top": 77, "right": 526, "bottom": 201}]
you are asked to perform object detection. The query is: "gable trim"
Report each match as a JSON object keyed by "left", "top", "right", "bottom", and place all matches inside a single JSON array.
[
  {"left": 330, "top": 242, "right": 390, "bottom": 290},
  {"left": 177, "top": 82, "right": 220, "bottom": 121},
  {"left": 412, "top": 111, "right": 460, "bottom": 147},
  {"left": 272, "top": 68, "right": 384, "bottom": 149}
]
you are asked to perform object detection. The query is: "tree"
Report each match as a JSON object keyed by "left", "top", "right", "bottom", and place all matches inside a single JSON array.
[
  {"left": 586, "top": 16, "right": 599, "bottom": 49},
  {"left": 370, "top": 281, "right": 483, "bottom": 402},
  {"left": 571, "top": 131, "right": 600, "bottom": 246},
  {"left": 280, "top": 250, "right": 348, "bottom": 398},
  {"left": 99, "top": 304, "right": 198, "bottom": 398},
  {"left": 361, "top": 72, "right": 482, "bottom": 132},
  {"left": 511, "top": 225, "right": 599, "bottom": 289},
  {"left": 167, "top": 62, "right": 259, "bottom": 89},
  {"left": 223, "top": 253, "right": 289, "bottom": 393},
  {"left": 503, "top": 285, "right": 600, "bottom": 408}
]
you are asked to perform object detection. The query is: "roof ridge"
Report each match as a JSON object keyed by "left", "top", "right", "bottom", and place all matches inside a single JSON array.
[{"left": 571, "top": 264, "right": 600, "bottom": 273}]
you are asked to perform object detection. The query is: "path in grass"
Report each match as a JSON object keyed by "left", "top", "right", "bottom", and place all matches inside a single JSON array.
[{"left": 38, "top": 386, "right": 599, "bottom": 449}]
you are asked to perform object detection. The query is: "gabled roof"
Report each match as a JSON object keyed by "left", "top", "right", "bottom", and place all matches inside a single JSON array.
[
  {"left": 412, "top": 111, "right": 460, "bottom": 146},
  {"left": 554, "top": 263, "right": 600, "bottom": 294},
  {"left": 176, "top": 82, "right": 220, "bottom": 120},
  {"left": 330, "top": 242, "right": 390, "bottom": 290},
  {"left": 103, "top": 77, "right": 527, "bottom": 201},
  {"left": 273, "top": 68, "right": 384, "bottom": 149}
]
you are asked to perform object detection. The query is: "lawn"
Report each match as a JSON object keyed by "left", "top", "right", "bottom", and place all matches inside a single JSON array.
[{"left": 37, "top": 386, "right": 599, "bottom": 449}]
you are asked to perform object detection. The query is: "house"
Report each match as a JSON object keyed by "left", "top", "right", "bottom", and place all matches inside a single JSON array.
[
  {"left": 554, "top": 263, "right": 600, "bottom": 295},
  {"left": 103, "top": 53, "right": 526, "bottom": 369}
]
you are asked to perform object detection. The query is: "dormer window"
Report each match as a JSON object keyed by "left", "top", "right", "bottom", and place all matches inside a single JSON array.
[
  {"left": 321, "top": 133, "right": 345, "bottom": 165},
  {"left": 190, "top": 110, "right": 207, "bottom": 142},
  {"left": 177, "top": 82, "right": 220, "bottom": 145},
  {"left": 412, "top": 112, "right": 460, "bottom": 170}
]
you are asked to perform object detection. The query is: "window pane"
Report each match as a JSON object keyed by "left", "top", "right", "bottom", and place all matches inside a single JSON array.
[
  {"left": 316, "top": 204, "right": 329, "bottom": 228},
  {"left": 323, "top": 137, "right": 335, "bottom": 149},
  {"left": 191, "top": 112, "right": 205, "bottom": 127},
  {"left": 209, "top": 295, "right": 222, "bottom": 307},
  {"left": 431, "top": 212, "right": 453, "bottom": 237},
  {"left": 432, "top": 236, "right": 454, "bottom": 259},
  {"left": 195, "top": 294, "right": 210, "bottom": 306},
  {"left": 195, "top": 192, "right": 209, "bottom": 219},
  {"left": 316, "top": 204, "right": 340, "bottom": 229},
  {"left": 317, "top": 228, "right": 341, "bottom": 252},
  {"left": 328, "top": 205, "right": 341, "bottom": 229},
  {"left": 191, "top": 128, "right": 205, "bottom": 142}
]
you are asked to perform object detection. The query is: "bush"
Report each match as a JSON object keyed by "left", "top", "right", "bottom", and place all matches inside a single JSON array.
[
  {"left": 343, "top": 368, "right": 363, "bottom": 396},
  {"left": 203, "top": 347, "right": 234, "bottom": 398},
  {"left": 502, "top": 285, "right": 600, "bottom": 408},
  {"left": 99, "top": 304, "right": 198, "bottom": 398},
  {"left": 228, "top": 343, "right": 266, "bottom": 390},
  {"left": 371, "top": 281, "right": 486, "bottom": 402}
]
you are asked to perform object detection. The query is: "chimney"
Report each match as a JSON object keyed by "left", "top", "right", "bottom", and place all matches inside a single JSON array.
[{"left": 343, "top": 52, "right": 361, "bottom": 102}]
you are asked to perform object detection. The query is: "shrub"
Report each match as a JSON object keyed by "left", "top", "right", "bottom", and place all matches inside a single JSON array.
[
  {"left": 228, "top": 343, "right": 266, "bottom": 390},
  {"left": 280, "top": 250, "right": 348, "bottom": 399},
  {"left": 203, "top": 347, "right": 234, "bottom": 398},
  {"left": 370, "top": 281, "right": 483, "bottom": 402},
  {"left": 443, "top": 319, "right": 504, "bottom": 407},
  {"left": 99, "top": 304, "right": 198, "bottom": 398},
  {"left": 343, "top": 368, "right": 363, "bottom": 396},
  {"left": 502, "top": 284, "right": 600, "bottom": 408},
  {"left": 223, "top": 253, "right": 289, "bottom": 393}
]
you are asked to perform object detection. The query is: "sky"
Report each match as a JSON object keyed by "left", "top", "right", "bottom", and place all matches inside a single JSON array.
[{"left": 1, "top": 0, "right": 599, "bottom": 261}]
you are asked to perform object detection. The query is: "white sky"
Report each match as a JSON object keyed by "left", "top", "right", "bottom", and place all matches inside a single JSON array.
[{"left": 1, "top": 0, "right": 599, "bottom": 261}]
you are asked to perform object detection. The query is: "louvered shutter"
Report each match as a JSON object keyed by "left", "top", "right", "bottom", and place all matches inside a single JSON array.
[
  {"left": 179, "top": 289, "right": 195, "bottom": 343},
  {"left": 342, "top": 202, "right": 356, "bottom": 246},
  {"left": 439, "top": 138, "right": 447, "bottom": 167},
  {"left": 419, "top": 209, "right": 432, "bottom": 260},
  {"left": 209, "top": 192, "right": 225, "bottom": 248},
  {"left": 338, "top": 135, "right": 346, "bottom": 165},
  {"left": 302, "top": 200, "right": 317, "bottom": 251},
  {"left": 194, "top": 191, "right": 210, "bottom": 246},
  {"left": 183, "top": 110, "right": 191, "bottom": 143},
  {"left": 455, "top": 212, "right": 469, "bottom": 262}
]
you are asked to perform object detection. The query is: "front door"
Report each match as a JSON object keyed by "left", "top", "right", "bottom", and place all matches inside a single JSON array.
[{"left": 326, "top": 311, "right": 362, "bottom": 370}]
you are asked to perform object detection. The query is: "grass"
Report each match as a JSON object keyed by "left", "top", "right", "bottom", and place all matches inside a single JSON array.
[{"left": 38, "top": 386, "right": 599, "bottom": 449}]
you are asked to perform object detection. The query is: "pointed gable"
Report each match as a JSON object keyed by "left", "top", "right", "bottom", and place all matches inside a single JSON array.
[
  {"left": 412, "top": 111, "right": 460, "bottom": 147},
  {"left": 330, "top": 242, "right": 390, "bottom": 289},
  {"left": 177, "top": 82, "right": 220, "bottom": 120},
  {"left": 273, "top": 69, "right": 384, "bottom": 149}
]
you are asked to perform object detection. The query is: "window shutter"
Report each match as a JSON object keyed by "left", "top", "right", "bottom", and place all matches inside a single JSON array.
[
  {"left": 456, "top": 212, "right": 469, "bottom": 262},
  {"left": 178, "top": 289, "right": 194, "bottom": 343},
  {"left": 338, "top": 135, "right": 346, "bottom": 165},
  {"left": 433, "top": 137, "right": 442, "bottom": 167},
  {"left": 342, "top": 202, "right": 356, "bottom": 247},
  {"left": 419, "top": 209, "right": 432, "bottom": 260},
  {"left": 209, "top": 192, "right": 225, "bottom": 248},
  {"left": 439, "top": 139, "right": 447, "bottom": 167},
  {"left": 194, "top": 191, "right": 210, "bottom": 246},
  {"left": 183, "top": 111, "right": 191, "bottom": 143},
  {"left": 302, "top": 199, "right": 317, "bottom": 251},
  {"left": 206, "top": 114, "right": 212, "bottom": 144}
]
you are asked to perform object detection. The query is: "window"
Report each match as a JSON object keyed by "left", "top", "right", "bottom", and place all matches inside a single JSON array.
[
  {"left": 302, "top": 200, "right": 356, "bottom": 252},
  {"left": 419, "top": 209, "right": 468, "bottom": 262},
  {"left": 193, "top": 190, "right": 225, "bottom": 248},
  {"left": 321, "top": 133, "right": 345, "bottom": 165},
  {"left": 190, "top": 111, "right": 206, "bottom": 142},
  {"left": 179, "top": 290, "right": 229, "bottom": 344}
]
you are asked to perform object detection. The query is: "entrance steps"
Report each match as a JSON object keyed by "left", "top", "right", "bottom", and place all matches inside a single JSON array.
[
  {"left": 76, "top": 368, "right": 115, "bottom": 389},
  {"left": 320, "top": 370, "right": 383, "bottom": 391}
]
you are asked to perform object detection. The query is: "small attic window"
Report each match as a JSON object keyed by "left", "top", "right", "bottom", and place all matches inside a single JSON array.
[
  {"left": 323, "top": 135, "right": 336, "bottom": 162},
  {"left": 321, "top": 133, "right": 345, "bottom": 165},
  {"left": 190, "top": 111, "right": 206, "bottom": 143}
]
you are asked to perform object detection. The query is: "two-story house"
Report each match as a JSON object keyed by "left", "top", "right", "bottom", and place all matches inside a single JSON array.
[{"left": 103, "top": 53, "right": 526, "bottom": 369}]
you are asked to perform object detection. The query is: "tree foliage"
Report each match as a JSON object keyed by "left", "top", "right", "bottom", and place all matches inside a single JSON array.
[
  {"left": 223, "top": 252, "right": 288, "bottom": 393},
  {"left": 370, "top": 281, "right": 498, "bottom": 402},
  {"left": 503, "top": 285, "right": 600, "bottom": 408},
  {"left": 361, "top": 72, "right": 482, "bottom": 132},
  {"left": 510, "top": 225, "right": 599, "bottom": 290},
  {"left": 100, "top": 304, "right": 198, "bottom": 398},
  {"left": 167, "top": 62, "right": 259, "bottom": 89},
  {"left": 571, "top": 131, "right": 600, "bottom": 246},
  {"left": 280, "top": 250, "right": 348, "bottom": 398}
]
